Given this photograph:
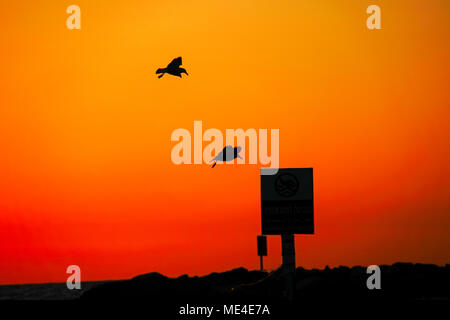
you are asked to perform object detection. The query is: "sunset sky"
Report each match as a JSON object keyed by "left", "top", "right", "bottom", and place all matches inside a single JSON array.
[{"left": 1, "top": 0, "right": 449, "bottom": 284}]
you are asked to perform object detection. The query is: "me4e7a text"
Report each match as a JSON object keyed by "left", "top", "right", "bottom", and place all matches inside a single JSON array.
[{"left": 223, "top": 304, "right": 270, "bottom": 315}]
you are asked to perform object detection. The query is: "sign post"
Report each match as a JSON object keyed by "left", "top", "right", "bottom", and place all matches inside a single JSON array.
[
  {"left": 281, "top": 234, "right": 295, "bottom": 300},
  {"left": 257, "top": 235, "right": 267, "bottom": 271},
  {"left": 261, "top": 168, "right": 314, "bottom": 301}
]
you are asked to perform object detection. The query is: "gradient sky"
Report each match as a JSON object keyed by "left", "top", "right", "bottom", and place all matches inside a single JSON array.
[{"left": 0, "top": 0, "right": 449, "bottom": 284}]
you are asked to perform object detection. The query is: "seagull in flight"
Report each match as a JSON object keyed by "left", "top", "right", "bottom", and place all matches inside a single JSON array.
[
  {"left": 156, "top": 57, "right": 188, "bottom": 78},
  {"left": 211, "top": 146, "right": 242, "bottom": 168}
]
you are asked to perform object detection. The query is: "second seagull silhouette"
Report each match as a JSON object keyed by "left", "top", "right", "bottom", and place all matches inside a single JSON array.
[
  {"left": 211, "top": 146, "right": 242, "bottom": 168},
  {"left": 156, "top": 57, "right": 188, "bottom": 78}
]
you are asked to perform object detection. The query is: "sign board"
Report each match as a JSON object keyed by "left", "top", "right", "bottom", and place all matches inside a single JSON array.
[
  {"left": 257, "top": 235, "right": 267, "bottom": 256},
  {"left": 261, "top": 168, "right": 314, "bottom": 235}
]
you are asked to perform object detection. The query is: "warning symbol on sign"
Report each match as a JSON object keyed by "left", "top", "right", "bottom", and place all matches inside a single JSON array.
[{"left": 274, "top": 173, "right": 299, "bottom": 197}]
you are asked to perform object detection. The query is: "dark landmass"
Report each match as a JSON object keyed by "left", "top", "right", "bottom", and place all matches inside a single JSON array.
[
  {"left": 0, "top": 281, "right": 107, "bottom": 300},
  {"left": 2, "top": 263, "right": 449, "bottom": 302},
  {"left": 80, "top": 263, "right": 450, "bottom": 303},
  {"left": 1, "top": 263, "right": 449, "bottom": 318}
]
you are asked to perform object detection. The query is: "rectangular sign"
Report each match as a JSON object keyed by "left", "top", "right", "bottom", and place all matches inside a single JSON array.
[
  {"left": 257, "top": 235, "right": 267, "bottom": 256},
  {"left": 261, "top": 168, "right": 314, "bottom": 235}
]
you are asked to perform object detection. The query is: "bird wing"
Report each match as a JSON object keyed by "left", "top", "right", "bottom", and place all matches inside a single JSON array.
[
  {"left": 213, "top": 146, "right": 232, "bottom": 161},
  {"left": 167, "top": 57, "right": 182, "bottom": 68},
  {"left": 213, "top": 151, "right": 223, "bottom": 161}
]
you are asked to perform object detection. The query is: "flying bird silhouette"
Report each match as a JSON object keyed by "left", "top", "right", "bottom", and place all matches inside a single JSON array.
[
  {"left": 211, "top": 146, "right": 242, "bottom": 168},
  {"left": 156, "top": 57, "right": 188, "bottom": 78}
]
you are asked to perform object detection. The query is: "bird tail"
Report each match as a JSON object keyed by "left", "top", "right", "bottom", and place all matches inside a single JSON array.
[{"left": 212, "top": 162, "right": 216, "bottom": 168}]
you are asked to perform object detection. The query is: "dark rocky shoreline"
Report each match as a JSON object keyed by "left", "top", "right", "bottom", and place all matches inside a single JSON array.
[{"left": 2, "top": 262, "right": 448, "bottom": 302}]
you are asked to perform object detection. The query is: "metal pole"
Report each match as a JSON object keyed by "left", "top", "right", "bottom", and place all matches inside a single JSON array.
[
  {"left": 260, "top": 255, "right": 263, "bottom": 271},
  {"left": 281, "top": 234, "right": 295, "bottom": 301}
]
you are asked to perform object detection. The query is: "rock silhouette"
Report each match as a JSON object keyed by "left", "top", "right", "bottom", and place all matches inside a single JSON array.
[
  {"left": 0, "top": 263, "right": 448, "bottom": 316},
  {"left": 156, "top": 57, "right": 188, "bottom": 78},
  {"left": 79, "top": 263, "right": 450, "bottom": 303}
]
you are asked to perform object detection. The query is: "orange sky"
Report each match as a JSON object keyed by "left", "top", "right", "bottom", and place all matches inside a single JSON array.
[{"left": 0, "top": 0, "right": 449, "bottom": 284}]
